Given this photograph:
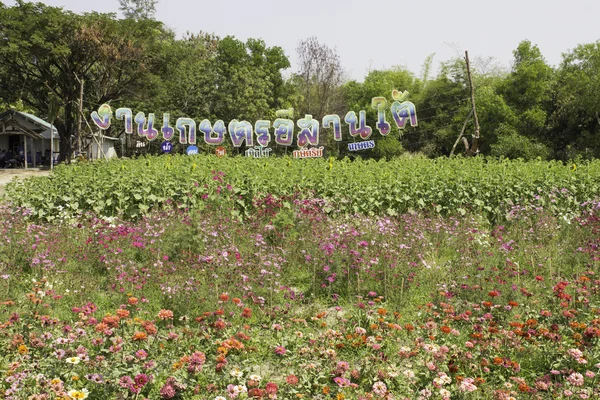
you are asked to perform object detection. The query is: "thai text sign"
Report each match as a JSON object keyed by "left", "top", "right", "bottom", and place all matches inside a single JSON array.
[{"left": 90, "top": 90, "right": 417, "bottom": 151}]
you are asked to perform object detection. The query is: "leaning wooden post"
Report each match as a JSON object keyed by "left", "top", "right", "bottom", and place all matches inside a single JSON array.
[
  {"left": 450, "top": 109, "right": 473, "bottom": 157},
  {"left": 24, "top": 135, "right": 28, "bottom": 169},
  {"left": 465, "top": 51, "right": 481, "bottom": 155}
]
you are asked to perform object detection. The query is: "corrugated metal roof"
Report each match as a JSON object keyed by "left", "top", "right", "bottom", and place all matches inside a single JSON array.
[
  {"left": 0, "top": 110, "right": 59, "bottom": 139},
  {"left": 18, "top": 111, "right": 59, "bottom": 139}
]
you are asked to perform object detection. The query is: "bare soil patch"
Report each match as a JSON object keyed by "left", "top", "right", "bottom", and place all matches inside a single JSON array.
[{"left": 0, "top": 168, "right": 51, "bottom": 197}]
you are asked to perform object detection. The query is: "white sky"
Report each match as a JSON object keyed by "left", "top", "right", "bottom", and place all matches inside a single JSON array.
[{"left": 6, "top": 0, "right": 600, "bottom": 81}]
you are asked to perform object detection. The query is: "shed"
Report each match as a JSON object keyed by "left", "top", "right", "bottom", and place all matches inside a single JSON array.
[
  {"left": 86, "top": 133, "right": 120, "bottom": 160},
  {"left": 0, "top": 110, "right": 60, "bottom": 168}
]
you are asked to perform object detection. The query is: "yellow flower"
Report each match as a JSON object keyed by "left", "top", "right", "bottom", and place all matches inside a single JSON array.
[
  {"left": 51, "top": 378, "right": 62, "bottom": 385},
  {"left": 67, "top": 388, "right": 89, "bottom": 399},
  {"left": 17, "top": 344, "right": 28, "bottom": 354}
]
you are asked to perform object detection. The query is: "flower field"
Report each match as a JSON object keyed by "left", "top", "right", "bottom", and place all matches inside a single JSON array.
[{"left": 1, "top": 156, "right": 600, "bottom": 399}]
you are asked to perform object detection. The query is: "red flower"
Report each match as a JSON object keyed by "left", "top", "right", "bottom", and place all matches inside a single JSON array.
[
  {"left": 214, "top": 320, "right": 226, "bottom": 330},
  {"left": 265, "top": 382, "right": 278, "bottom": 395},
  {"left": 241, "top": 307, "right": 252, "bottom": 318},
  {"left": 248, "top": 388, "right": 265, "bottom": 398},
  {"left": 488, "top": 290, "right": 500, "bottom": 298},
  {"left": 286, "top": 375, "right": 299, "bottom": 385}
]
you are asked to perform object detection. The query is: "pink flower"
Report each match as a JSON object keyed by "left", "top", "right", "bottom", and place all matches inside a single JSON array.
[
  {"left": 567, "top": 372, "right": 584, "bottom": 386},
  {"left": 585, "top": 371, "right": 595, "bottom": 378},
  {"left": 334, "top": 377, "right": 351, "bottom": 387},
  {"left": 274, "top": 346, "right": 286, "bottom": 356},
  {"left": 135, "top": 349, "right": 148, "bottom": 360},
  {"left": 459, "top": 378, "right": 477, "bottom": 393},
  {"left": 372, "top": 381, "right": 387, "bottom": 396}
]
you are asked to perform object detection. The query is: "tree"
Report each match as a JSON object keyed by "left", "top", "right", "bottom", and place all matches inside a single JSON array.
[
  {"left": 118, "top": 0, "right": 157, "bottom": 20},
  {"left": 294, "top": 37, "right": 345, "bottom": 120},
  {"left": 212, "top": 36, "right": 291, "bottom": 123},
  {"left": 499, "top": 40, "right": 552, "bottom": 140},
  {"left": 546, "top": 41, "right": 600, "bottom": 159},
  {"left": 0, "top": 1, "right": 168, "bottom": 162},
  {"left": 408, "top": 60, "right": 470, "bottom": 157}
]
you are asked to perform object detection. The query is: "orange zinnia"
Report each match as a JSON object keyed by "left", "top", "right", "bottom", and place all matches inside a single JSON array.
[
  {"left": 102, "top": 315, "right": 120, "bottom": 328},
  {"left": 133, "top": 331, "right": 148, "bottom": 341},
  {"left": 157, "top": 309, "right": 174, "bottom": 320}
]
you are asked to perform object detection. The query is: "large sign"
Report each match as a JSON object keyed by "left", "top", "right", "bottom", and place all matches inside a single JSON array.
[{"left": 90, "top": 90, "right": 417, "bottom": 157}]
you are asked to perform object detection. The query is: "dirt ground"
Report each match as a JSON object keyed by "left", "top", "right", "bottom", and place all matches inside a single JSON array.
[{"left": 0, "top": 168, "right": 52, "bottom": 197}]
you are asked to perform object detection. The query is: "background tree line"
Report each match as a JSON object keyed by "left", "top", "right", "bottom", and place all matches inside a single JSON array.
[{"left": 0, "top": 0, "right": 599, "bottom": 162}]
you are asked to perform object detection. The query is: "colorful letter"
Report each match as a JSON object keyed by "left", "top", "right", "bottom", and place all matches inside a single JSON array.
[
  {"left": 91, "top": 104, "right": 113, "bottom": 130},
  {"left": 134, "top": 112, "right": 159, "bottom": 141},
  {"left": 228, "top": 120, "right": 253, "bottom": 147},
  {"left": 371, "top": 97, "right": 391, "bottom": 136},
  {"left": 344, "top": 110, "right": 372, "bottom": 140},
  {"left": 176, "top": 118, "right": 197, "bottom": 144},
  {"left": 323, "top": 114, "right": 342, "bottom": 142},
  {"left": 255, "top": 120, "right": 271, "bottom": 147},
  {"left": 297, "top": 115, "right": 320, "bottom": 147},
  {"left": 161, "top": 113, "right": 175, "bottom": 141},
  {"left": 116, "top": 108, "right": 133, "bottom": 134},
  {"left": 200, "top": 119, "right": 225, "bottom": 145},
  {"left": 390, "top": 101, "right": 418, "bottom": 129},
  {"left": 273, "top": 118, "right": 294, "bottom": 146}
]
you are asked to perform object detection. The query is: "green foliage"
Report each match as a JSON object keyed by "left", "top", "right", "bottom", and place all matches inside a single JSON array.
[
  {"left": 5, "top": 155, "right": 600, "bottom": 223},
  {"left": 343, "top": 67, "right": 418, "bottom": 157},
  {"left": 0, "top": 1, "right": 169, "bottom": 161},
  {"left": 546, "top": 41, "right": 600, "bottom": 159},
  {"left": 490, "top": 124, "right": 551, "bottom": 160},
  {"left": 1, "top": 0, "right": 599, "bottom": 162},
  {"left": 501, "top": 40, "right": 553, "bottom": 111}
]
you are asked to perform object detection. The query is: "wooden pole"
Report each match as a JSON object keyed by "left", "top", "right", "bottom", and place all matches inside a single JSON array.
[
  {"left": 50, "top": 124, "right": 54, "bottom": 170},
  {"left": 464, "top": 51, "right": 480, "bottom": 155},
  {"left": 77, "top": 77, "right": 84, "bottom": 156},
  {"left": 32, "top": 138, "right": 36, "bottom": 168},
  {"left": 24, "top": 136, "right": 28, "bottom": 169}
]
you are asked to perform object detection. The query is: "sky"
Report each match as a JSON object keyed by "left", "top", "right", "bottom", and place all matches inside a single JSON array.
[{"left": 5, "top": 0, "right": 600, "bottom": 81}]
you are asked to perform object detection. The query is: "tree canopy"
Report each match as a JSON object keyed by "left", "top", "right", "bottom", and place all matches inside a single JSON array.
[{"left": 0, "top": 2, "right": 599, "bottom": 162}]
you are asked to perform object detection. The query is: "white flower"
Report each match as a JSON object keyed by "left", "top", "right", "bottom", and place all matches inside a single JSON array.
[
  {"left": 229, "top": 367, "right": 243, "bottom": 378},
  {"left": 67, "top": 388, "right": 89, "bottom": 399},
  {"left": 248, "top": 374, "right": 261, "bottom": 382},
  {"left": 65, "top": 357, "right": 81, "bottom": 364},
  {"left": 403, "top": 370, "right": 415, "bottom": 379},
  {"left": 235, "top": 385, "right": 247, "bottom": 393}
]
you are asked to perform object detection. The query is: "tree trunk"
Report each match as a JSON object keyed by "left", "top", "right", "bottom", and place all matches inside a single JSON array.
[{"left": 59, "top": 134, "right": 71, "bottom": 163}]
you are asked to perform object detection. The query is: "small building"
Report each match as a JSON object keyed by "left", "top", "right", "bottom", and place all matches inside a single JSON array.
[
  {"left": 86, "top": 133, "right": 119, "bottom": 160},
  {"left": 0, "top": 110, "right": 60, "bottom": 167}
]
